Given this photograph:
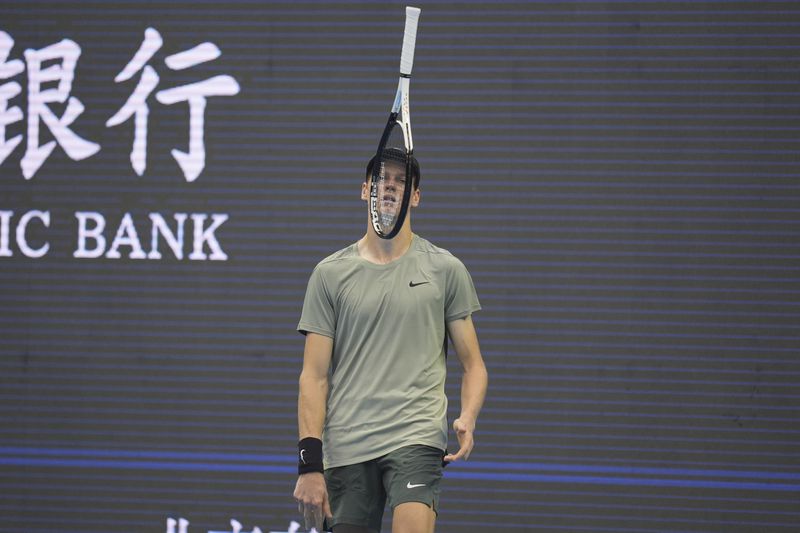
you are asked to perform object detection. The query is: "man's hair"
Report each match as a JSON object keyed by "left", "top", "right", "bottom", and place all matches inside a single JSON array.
[{"left": 365, "top": 148, "right": 421, "bottom": 189}]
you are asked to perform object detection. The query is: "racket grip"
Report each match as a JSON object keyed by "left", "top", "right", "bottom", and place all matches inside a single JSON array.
[{"left": 400, "top": 6, "right": 421, "bottom": 76}]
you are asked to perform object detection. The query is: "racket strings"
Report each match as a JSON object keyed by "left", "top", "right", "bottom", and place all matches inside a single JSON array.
[{"left": 372, "top": 123, "right": 412, "bottom": 237}]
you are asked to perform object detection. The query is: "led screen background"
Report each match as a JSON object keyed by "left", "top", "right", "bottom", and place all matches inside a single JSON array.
[{"left": 1, "top": 1, "right": 799, "bottom": 532}]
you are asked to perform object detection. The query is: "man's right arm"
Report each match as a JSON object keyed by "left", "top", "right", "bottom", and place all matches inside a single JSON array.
[
  {"left": 294, "top": 332, "right": 334, "bottom": 524},
  {"left": 298, "top": 332, "right": 332, "bottom": 439}
]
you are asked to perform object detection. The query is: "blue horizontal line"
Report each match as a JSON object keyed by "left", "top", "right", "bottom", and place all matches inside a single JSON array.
[
  {"left": 0, "top": 296, "right": 288, "bottom": 316},
  {"left": 6, "top": 334, "right": 796, "bottom": 359},
  {"left": 0, "top": 494, "right": 284, "bottom": 514},
  {"left": 7, "top": 311, "right": 792, "bottom": 334},
  {"left": 482, "top": 370, "right": 799, "bottom": 389},
  {"left": 170, "top": 108, "right": 800, "bottom": 120},
  {"left": 0, "top": 443, "right": 291, "bottom": 465},
  {"left": 0, "top": 414, "right": 295, "bottom": 431},
  {"left": 4, "top": 467, "right": 780, "bottom": 517},
  {"left": 0, "top": 325, "right": 276, "bottom": 342},
  {"left": 3, "top": 445, "right": 788, "bottom": 482},
  {"left": 2, "top": 378, "right": 798, "bottom": 405},
  {"left": 0, "top": 381, "right": 296, "bottom": 398},
  {"left": 481, "top": 383, "right": 800, "bottom": 401},
  {"left": 444, "top": 477, "right": 800, "bottom": 504},
  {"left": 0, "top": 369, "right": 297, "bottom": 387},
  {"left": 0, "top": 316, "right": 800, "bottom": 340},
  {"left": 0, "top": 315, "right": 288, "bottom": 330},
  {"left": 4, "top": 336, "right": 301, "bottom": 352},
  {"left": 462, "top": 323, "right": 800, "bottom": 341},
  {"left": 267, "top": 66, "right": 800, "bottom": 74},
  {"left": 0, "top": 517, "right": 153, "bottom": 532},
  {"left": 7, "top": 443, "right": 798, "bottom": 489},
  {"left": 438, "top": 507, "right": 797, "bottom": 529},
  {"left": 486, "top": 338, "right": 799, "bottom": 355},
  {"left": 6, "top": 167, "right": 799, "bottom": 188},
  {"left": 0, "top": 359, "right": 298, "bottom": 376},
  {"left": 77, "top": 129, "right": 800, "bottom": 144},
  {"left": 5, "top": 401, "right": 799, "bottom": 428},
  {"left": 474, "top": 427, "right": 799, "bottom": 447},
  {"left": 2, "top": 453, "right": 798, "bottom": 493},
  {"left": 488, "top": 362, "right": 800, "bottom": 378},
  {"left": 472, "top": 438, "right": 800, "bottom": 462},
  {"left": 0, "top": 392, "right": 289, "bottom": 411},
  {"left": 41, "top": 26, "right": 800, "bottom": 39},
  {"left": 480, "top": 405, "right": 798, "bottom": 424},
  {"left": 0, "top": 284, "right": 302, "bottom": 298},
  {"left": 281, "top": 43, "right": 800, "bottom": 50},
  {"left": 3, "top": 363, "right": 796, "bottom": 396},
  {"left": 466, "top": 280, "right": 800, "bottom": 296},
  {"left": 0, "top": 340, "right": 792, "bottom": 367},
  {"left": 3, "top": 428, "right": 795, "bottom": 465},
  {"left": 0, "top": 479, "right": 288, "bottom": 501},
  {"left": 4, "top": 17, "right": 798, "bottom": 29},
  {"left": 488, "top": 416, "right": 800, "bottom": 434},
  {"left": 5, "top": 248, "right": 800, "bottom": 274},
  {"left": 241, "top": 83, "right": 800, "bottom": 95},
  {"left": 0, "top": 446, "right": 289, "bottom": 463},
  {"left": 7, "top": 446, "right": 800, "bottom": 484},
  {"left": 8, "top": 190, "right": 800, "bottom": 212},
  {"left": 0, "top": 386, "right": 797, "bottom": 416},
  {"left": 479, "top": 302, "right": 800, "bottom": 319},
  {"left": 477, "top": 314, "right": 800, "bottom": 330},
  {"left": 75, "top": 129, "right": 800, "bottom": 148},
  {"left": 0, "top": 425, "right": 292, "bottom": 442},
  {"left": 56, "top": 49, "right": 800, "bottom": 63},
  {"left": 0, "top": 394, "right": 297, "bottom": 410},
  {"left": 444, "top": 468, "right": 800, "bottom": 492},
  {"left": 470, "top": 290, "right": 800, "bottom": 309},
  {"left": 215, "top": 139, "right": 793, "bottom": 161},
  {"left": 208, "top": 152, "right": 800, "bottom": 167},
  {"left": 1, "top": 249, "right": 800, "bottom": 276},
  {"left": 491, "top": 346, "right": 800, "bottom": 365},
  {"left": 5, "top": 2, "right": 800, "bottom": 13}
]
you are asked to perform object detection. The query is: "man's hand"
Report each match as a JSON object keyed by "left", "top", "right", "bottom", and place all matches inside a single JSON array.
[
  {"left": 294, "top": 472, "right": 332, "bottom": 532},
  {"left": 443, "top": 417, "right": 475, "bottom": 463}
]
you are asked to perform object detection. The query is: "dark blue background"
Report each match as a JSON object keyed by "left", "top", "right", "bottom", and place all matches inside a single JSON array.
[{"left": 1, "top": 1, "right": 799, "bottom": 531}]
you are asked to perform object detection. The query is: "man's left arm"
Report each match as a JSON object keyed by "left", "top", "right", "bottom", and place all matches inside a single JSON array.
[{"left": 443, "top": 314, "right": 488, "bottom": 463}]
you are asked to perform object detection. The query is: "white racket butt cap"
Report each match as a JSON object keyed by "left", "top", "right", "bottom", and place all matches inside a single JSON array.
[{"left": 400, "top": 6, "right": 421, "bottom": 76}]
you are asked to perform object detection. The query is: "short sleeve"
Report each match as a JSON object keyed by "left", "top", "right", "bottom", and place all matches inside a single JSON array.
[
  {"left": 297, "top": 265, "right": 336, "bottom": 338},
  {"left": 444, "top": 257, "right": 481, "bottom": 322}
]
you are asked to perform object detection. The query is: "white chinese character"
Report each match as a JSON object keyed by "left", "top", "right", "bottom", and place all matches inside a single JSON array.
[
  {"left": 106, "top": 27, "right": 163, "bottom": 176},
  {"left": 166, "top": 517, "right": 189, "bottom": 533},
  {"left": 156, "top": 40, "right": 239, "bottom": 181},
  {"left": 21, "top": 38, "right": 100, "bottom": 179},
  {"left": 108, "top": 27, "right": 240, "bottom": 182},
  {"left": 208, "top": 519, "right": 263, "bottom": 533},
  {"left": 0, "top": 31, "right": 24, "bottom": 167}
]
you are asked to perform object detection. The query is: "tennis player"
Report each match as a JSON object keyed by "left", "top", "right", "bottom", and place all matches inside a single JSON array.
[{"left": 293, "top": 152, "right": 488, "bottom": 533}]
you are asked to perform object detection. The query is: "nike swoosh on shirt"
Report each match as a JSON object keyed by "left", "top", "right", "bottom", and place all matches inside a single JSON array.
[
  {"left": 409, "top": 281, "right": 430, "bottom": 287},
  {"left": 406, "top": 482, "right": 426, "bottom": 489}
]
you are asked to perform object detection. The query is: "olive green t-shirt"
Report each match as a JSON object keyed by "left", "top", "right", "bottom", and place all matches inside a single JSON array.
[{"left": 297, "top": 235, "right": 481, "bottom": 468}]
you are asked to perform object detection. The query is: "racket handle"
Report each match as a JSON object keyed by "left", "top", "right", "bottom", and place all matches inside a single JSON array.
[{"left": 400, "top": 6, "right": 421, "bottom": 76}]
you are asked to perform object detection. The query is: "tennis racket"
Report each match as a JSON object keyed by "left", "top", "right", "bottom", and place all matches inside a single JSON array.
[{"left": 369, "top": 6, "right": 421, "bottom": 239}]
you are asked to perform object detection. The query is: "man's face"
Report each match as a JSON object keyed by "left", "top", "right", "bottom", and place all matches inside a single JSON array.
[
  {"left": 360, "top": 161, "right": 420, "bottom": 222},
  {"left": 376, "top": 161, "right": 407, "bottom": 220}
]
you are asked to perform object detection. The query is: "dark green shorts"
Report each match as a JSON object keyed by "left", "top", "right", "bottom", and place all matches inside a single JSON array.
[{"left": 324, "top": 444, "right": 444, "bottom": 532}]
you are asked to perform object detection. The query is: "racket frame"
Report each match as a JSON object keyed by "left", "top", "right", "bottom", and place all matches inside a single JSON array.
[{"left": 369, "top": 7, "right": 419, "bottom": 240}]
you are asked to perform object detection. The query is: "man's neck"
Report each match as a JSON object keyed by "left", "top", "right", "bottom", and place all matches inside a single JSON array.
[{"left": 357, "top": 225, "right": 414, "bottom": 265}]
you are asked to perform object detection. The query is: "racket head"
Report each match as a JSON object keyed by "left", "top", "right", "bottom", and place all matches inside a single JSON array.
[{"left": 369, "top": 118, "right": 413, "bottom": 239}]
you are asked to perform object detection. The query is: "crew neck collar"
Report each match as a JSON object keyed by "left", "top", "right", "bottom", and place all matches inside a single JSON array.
[{"left": 355, "top": 234, "right": 417, "bottom": 268}]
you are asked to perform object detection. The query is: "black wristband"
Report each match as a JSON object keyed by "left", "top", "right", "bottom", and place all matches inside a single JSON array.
[{"left": 298, "top": 437, "right": 324, "bottom": 475}]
